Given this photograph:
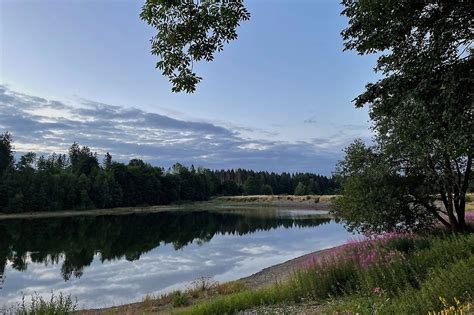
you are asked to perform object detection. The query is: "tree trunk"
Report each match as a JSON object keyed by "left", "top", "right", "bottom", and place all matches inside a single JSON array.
[
  {"left": 456, "top": 155, "right": 472, "bottom": 232},
  {"left": 440, "top": 190, "right": 459, "bottom": 231}
]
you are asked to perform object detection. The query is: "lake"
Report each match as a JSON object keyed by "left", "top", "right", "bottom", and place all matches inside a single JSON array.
[{"left": 0, "top": 208, "right": 354, "bottom": 309}]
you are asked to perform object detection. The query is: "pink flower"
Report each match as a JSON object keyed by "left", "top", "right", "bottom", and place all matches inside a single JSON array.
[
  {"left": 303, "top": 232, "right": 411, "bottom": 272},
  {"left": 373, "top": 287, "right": 381, "bottom": 294},
  {"left": 465, "top": 212, "right": 474, "bottom": 222}
]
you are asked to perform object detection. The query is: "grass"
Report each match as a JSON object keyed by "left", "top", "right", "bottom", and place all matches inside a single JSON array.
[
  {"left": 176, "top": 231, "right": 474, "bottom": 314},
  {"left": 120, "top": 278, "right": 248, "bottom": 314},
  {"left": 4, "top": 292, "right": 77, "bottom": 315},
  {"left": 214, "top": 195, "right": 328, "bottom": 203},
  {"left": 466, "top": 203, "right": 474, "bottom": 212},
  {"left": 329, "top": 256, "right": 474, "bottom": 314}
]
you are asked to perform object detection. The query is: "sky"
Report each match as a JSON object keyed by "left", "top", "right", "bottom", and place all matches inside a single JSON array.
[{"left": 0, "top": 0, "right": 377, "bottom": 175}]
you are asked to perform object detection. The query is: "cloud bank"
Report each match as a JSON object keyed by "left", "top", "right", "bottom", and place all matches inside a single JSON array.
[{"left": 0, "top": 85, "right": 364, "bottom": 174}]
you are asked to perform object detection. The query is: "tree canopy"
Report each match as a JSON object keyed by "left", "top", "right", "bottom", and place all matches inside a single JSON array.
[
  {"left": 141, "top": 0, "right": 250, "bottom": 93},
  {"left": 333, "top": 0, "right": 473, "bottom": 233}
]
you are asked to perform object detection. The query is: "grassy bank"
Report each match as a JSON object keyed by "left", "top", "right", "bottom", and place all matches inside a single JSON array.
[
  {"left": 7, "top": 228, "right": 474, "bottom": 314},
  {"left": 174, "top": 229, "right": 474, "bottom": 314}
]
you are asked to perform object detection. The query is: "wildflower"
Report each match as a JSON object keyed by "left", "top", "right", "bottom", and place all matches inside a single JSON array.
[
  {"left": 465, "top": 212, "right": 474, "bottom": 222},
  {"left": 372, "top": 287, "right": 381, "bottom": 294}
]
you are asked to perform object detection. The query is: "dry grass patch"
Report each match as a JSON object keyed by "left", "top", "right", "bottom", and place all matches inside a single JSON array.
[{"left": 215, "top": 195, "right": 332, "bottom": 203}]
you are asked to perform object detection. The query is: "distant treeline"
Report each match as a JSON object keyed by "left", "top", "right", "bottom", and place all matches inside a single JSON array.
[{"left": 0, "top": 133, "right": 339, "bottom": 213}]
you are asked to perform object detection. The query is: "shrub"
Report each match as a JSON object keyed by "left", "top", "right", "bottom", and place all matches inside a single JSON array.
[
  {"left": 171, "top": 291, "right": 190, "bottom": 307},
  {"left": 189, "top": 277, "right": 218, "bottom": 292}
]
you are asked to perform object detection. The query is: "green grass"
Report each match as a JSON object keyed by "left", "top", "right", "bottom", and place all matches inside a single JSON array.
[
  {"left": 329, "top": 256, "right": 474, "bottom": 314},
  {"left": 177, "top": 232, "right": 474, "bottom": 314},
  {"left": 177, "top": 284, "right": 296, "bottom": 315},
  {"left": 4, "top": 292, "right": 77, "bottom": 315},
  {"left": 466, "top": 203, "right": 474, "bottom": 212}
]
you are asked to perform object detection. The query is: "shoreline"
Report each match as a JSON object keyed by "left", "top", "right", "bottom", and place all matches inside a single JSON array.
[
  {"left": 0, "top": 195, "right": 334, "bottom": 220},
  {"left": 81, "top": 243, "right": 347, "bottom": 314},
  {"left": 238, "top": 243, "right": 347, "bottom": 289}
]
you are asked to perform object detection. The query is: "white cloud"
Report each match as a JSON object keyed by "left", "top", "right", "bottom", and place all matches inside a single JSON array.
[{"left": 0, "top": 85, "right": 367, "bottom": 174}]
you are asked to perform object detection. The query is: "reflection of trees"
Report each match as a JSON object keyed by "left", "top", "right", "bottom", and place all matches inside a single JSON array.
[{"left": 0, "top": 211, "right": 330, "bottom": 281}]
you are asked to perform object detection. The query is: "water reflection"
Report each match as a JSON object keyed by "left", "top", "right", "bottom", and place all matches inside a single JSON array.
[
  {"left": 0, "top": 210, "right": 329, "bottom": 281},
  {"left": 0, "top": 209, "right": 352, "bottom": 308}
]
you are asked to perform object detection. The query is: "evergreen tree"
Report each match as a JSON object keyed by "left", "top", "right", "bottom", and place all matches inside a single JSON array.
[
  {"left": 244, "top": 176, "right": 261, "bottom": 195},
  {"left": 0, "top": 134, "right": 337, "bottom": 213},
  {"left": 262, "top": 184, "right": 273, "bottom": 195},
  {"left": 294, "top": 182, "right": 307, "bottom": 196},
  {"left": 0, "top": 132, "right": 13, "bottom": 175}
]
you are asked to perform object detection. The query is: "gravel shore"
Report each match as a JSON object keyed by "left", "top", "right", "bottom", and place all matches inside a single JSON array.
[{"left": 238, "top": 244, "right": 346, "bottom": 289}]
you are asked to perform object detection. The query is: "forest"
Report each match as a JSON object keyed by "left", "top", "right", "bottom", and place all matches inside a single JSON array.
[{"left": 0, "top": 132, "right": 339, "bottom": 213}]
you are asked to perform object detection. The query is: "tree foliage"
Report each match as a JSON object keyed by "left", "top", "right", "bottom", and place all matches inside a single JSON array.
[
  {"left": 333, "top": 141, "right": 437, "bottom": 234},
  {"left": 334, "top": 0, "right": 473, "bottom": 232},
  {"left": 0, "top": 132, "right": 13, "bottom": 174},
  {"left": 294, "top": 182, "right": 307, "bottom": 196},
  {"left": 140, "top": 0, "right": 250, "bottom": 93}
]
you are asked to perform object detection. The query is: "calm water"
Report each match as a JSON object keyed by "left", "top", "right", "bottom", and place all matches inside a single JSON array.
[{"left": 0, "top": 209, "right": 353, "bottom": 309}]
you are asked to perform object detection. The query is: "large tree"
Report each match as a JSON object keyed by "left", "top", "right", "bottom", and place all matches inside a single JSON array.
[{"left": 333, "top": 0, "right": 473, "bottom": 232}]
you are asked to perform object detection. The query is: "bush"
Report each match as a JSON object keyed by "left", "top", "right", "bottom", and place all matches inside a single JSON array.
[{"left": 171, "top": 291, "right": 190, "bottom": 307}]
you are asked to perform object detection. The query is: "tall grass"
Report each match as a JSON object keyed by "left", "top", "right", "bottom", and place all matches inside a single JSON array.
[
  {"left": 4, "top": 292, "right": 77, "bottom": 315},
  {"left": 177, "top": 283, "right": 296, "bottom": 315},
  {"left": 178, "top": 233, "right": 474, "bottom": 314},
  {"left": 330, "top": 256, "right": 474, "bottom": 313}
]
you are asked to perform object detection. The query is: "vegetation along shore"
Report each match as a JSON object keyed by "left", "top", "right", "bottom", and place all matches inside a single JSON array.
[{"left": 6, "top": 214, "right": 474, "bottom": 314}]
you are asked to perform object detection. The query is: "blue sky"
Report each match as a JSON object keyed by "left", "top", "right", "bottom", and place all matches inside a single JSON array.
[{"left": 0, "top": 0, "right": 377, "bottom": 175}]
